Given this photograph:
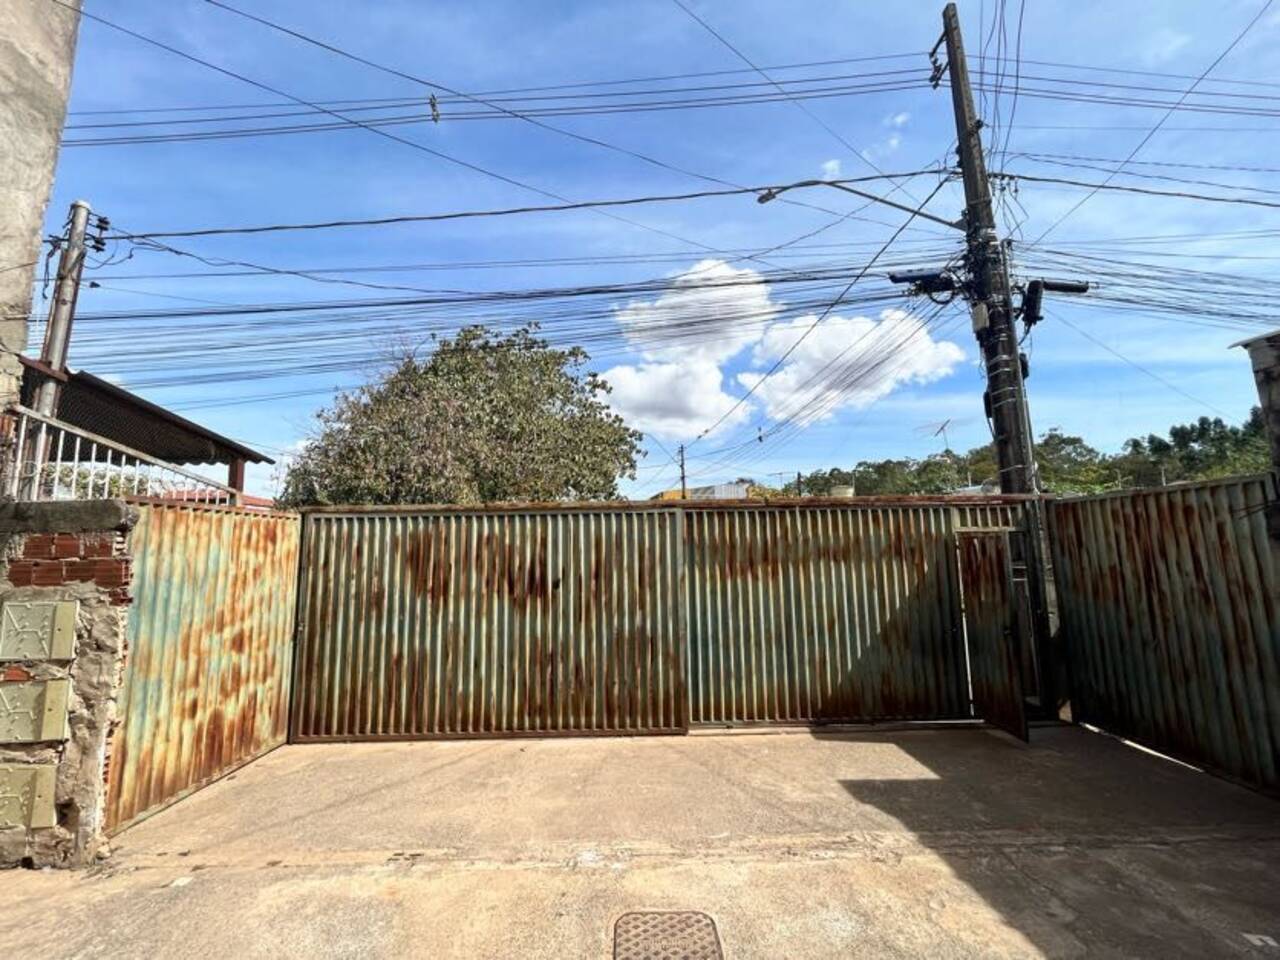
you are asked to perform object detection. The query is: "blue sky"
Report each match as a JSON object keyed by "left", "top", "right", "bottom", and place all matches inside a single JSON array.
[{"left": 39, "top": 0, "right": 1280, "bottom": 497}]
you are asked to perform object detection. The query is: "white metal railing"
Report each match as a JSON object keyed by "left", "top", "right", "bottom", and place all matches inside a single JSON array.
[{"left": 2, "top": 405, "right": 239, "bottom": 504}]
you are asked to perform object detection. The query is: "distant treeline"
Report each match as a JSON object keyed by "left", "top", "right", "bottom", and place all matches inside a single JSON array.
[{"left": 753, "top": 408, "right": 1269, "bottom": 497}]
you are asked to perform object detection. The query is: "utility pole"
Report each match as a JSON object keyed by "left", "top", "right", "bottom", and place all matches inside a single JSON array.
[
  {"left": 941, "top": 4, "right": 1036, "bottom": 495},
  {"left": 796, "top": 470, "right": 803, "bottom": 497},
  {"left": 678, "top": 443, "right": 687, "bottom": 500},
  {"left": 34, "top": 199, "right": 93, "bottom": 416}
]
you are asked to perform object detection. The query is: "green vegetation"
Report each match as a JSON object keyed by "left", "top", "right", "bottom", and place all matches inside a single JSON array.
[
  {"left": 772, "top": 408, "right": 1269, "bottom": 497},
  {"left": 280, "top": 325, "right": 641, "bottom": 506}
]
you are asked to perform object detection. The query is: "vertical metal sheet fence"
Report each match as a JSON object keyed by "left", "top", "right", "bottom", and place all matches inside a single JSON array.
[
  {"left": 1048, "top": 476, "right": 1280, "bottom": 792},
  {"left": 292, "top": 499, "right": 1027, "bottom": 739},
  {"left": 292, "top": 509, "right": 687, "bottom": 739},
  {"left": 684, "top": 503, "right": 1023, "bottom": 724},
  {"left": 957, "top": 530, "right": 1027, "bottom": 741},
  {"left": 106, "top": 503, "right": 300, "bottom": 832}
]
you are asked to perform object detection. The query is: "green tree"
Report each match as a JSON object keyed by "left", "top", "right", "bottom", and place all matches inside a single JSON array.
[
  {"left": 279, "top": 325, "right": 641, "bottom": 506},
  {"left": 1035, "top": 428, "right": 1115, "bottom": 494}
]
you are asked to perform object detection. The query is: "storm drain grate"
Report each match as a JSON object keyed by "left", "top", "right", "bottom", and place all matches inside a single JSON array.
[{"left": 614, "top": 911, "right": 724, "bottom": 960}]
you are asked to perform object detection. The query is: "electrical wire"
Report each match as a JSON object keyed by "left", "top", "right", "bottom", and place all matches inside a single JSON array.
[
  {"left": 1029, "top": 0, "right": 1275, "bottom": 243},
  {"left": 101, "top": 169, "right": 948, "bottom": 241},
  {"left": 686, "top": 178, "right": 950, "bottom": 447}
]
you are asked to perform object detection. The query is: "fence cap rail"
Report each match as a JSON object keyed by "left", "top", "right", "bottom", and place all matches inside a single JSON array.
[
  {"left": 124, "top": 495, "right": 299, "bottom": 519},
  {"left": 297, "top": 493, "right": 1041, "bottom": 518}
]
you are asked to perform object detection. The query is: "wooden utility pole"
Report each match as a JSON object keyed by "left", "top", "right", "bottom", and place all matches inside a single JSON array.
[
  {"left": 942, "top": 4, "right": 1036, "bottom": 494},
  {"left": 34, "top": 199, "right": 92, "bottom": 416}
]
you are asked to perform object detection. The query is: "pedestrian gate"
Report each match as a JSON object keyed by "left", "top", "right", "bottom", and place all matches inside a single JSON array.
[{"left": 290, "top": 500, "right": 1031, "bottom": 741}]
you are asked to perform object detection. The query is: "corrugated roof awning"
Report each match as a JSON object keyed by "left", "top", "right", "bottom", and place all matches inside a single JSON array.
[{"left": 19, "top": 357, "right": 271, "bottom": 466}]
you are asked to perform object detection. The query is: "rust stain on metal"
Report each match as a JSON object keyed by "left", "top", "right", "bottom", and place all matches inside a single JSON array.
[
  {"left": 105, "top": 503, "right": 301, "bottom": 832},
  {"left": 292, "top": 500, "right": 1027, "bottom": 739},
  {"left": 684, "top": 503, "right": 1026, "bottom": 725},
  {"left": 292, "top": 510, "right": 687, "bottom": 740},
  {"left": 957, "top": 530, "right": 1027, "bottom": 741},
  {"left": 1048, "top": 475, "right": 1279, "bottom": 792}
]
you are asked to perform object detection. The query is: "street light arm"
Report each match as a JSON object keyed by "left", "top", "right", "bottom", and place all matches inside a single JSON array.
[{"left": 758, "top": 176, "right": 964, "bottom": 232}]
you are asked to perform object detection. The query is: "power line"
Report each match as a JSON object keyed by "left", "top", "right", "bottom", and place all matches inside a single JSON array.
[
  {"left": 197, "top": 0, "right": 941, "bottom": 250},
  {"left": 668, "top": 0, "right": 921, "bottom": 205},
  {"left": 204, "top": 0, "right": 771, "bottom": 192},
  {"left": 687, "top": 178, "right": 949, "bottom": 446},
  {"left": 49, "top": 0, "right": 790, "bottom": 261},
  {"left": 65, "top": 51, "right": 928, "bottom": 115},
  {"left": 1029, "top": 0, "right": 1275, "bottom": 243},
  {"left": 1046, "top": 309, "right": 1234, "bottom": 419},
  {"left": 103, "top": 169, "right": 947, "bottom": 241},
  {"left": 1001, "top": 171, "right": 1280, "bottom": 211}
]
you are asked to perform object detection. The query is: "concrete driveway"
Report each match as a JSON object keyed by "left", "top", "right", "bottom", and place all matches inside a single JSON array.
[{"left": 4, "top": 724, "right": 1279, "bottom": 958}]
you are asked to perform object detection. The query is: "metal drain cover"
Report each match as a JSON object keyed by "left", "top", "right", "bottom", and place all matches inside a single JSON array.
[{"left": 614, "top": 911, "right": 724, "bottom": 960}]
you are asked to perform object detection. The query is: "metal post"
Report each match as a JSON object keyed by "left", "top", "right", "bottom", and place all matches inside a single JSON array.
[{"left": 34, "top": 200, "right": 92, "bottom": 416}]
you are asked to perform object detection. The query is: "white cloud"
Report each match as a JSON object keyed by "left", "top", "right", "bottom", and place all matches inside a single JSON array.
[
  {"left": 603, "top": 259, "right": 772, "bottom": 439},
  {"left": 601, "top": 264, "right": 965, "bottom": 441},
  {"left": 860, "top": 133, "right": 902, "bottom": 162},
  {"left": 885, "top": 111, "right": 911, "bottom": 128},
  {"left": 612, "top": 258, "right": 777, "bottom": 366},
  {"left": 737, "top": 308, "right": 965, "bottom": 423},
  {"left": 603, "top": 359, "right": 750, "bottom": 439},
  {"left": 820, "top": 158, "right": 842, "bottom": 180}
]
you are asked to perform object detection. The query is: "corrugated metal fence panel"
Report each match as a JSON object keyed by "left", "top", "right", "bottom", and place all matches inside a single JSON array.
[
  {"left": 685, "top": 503, "right": 1015, "bottom": 724},
  {"left": 106, "top": 503, "right": 301, "bottom": 832},
  {"left": 292, "top": 510, "right": 686, "bottom": 739},
  {"left": 1048, "top": 476, "right": 1280, "bottom": 791},
  {"left": 958, "top": 531, "right": 1027, "bottom": 741}
]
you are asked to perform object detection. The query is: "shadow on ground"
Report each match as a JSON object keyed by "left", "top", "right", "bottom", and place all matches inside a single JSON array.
[{"left": 823, "top": 724, "right": 1280, "bottom": 958}]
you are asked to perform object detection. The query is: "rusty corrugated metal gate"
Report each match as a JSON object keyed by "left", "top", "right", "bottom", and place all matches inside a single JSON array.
[
  {"left": 291, "top": 509, "right": 687, "bottom": 739},
  {"left": 291, "top": 499, "right": 1032, "bottom": 740},
  {"left": 105, "top": 502, "right": 301, "bottom": 832},
  {"left": 1049, "top": 475, "right": 1280, "bottom": 792}
]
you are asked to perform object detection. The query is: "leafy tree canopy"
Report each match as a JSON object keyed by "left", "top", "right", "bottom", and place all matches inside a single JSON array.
[{"left": 279, "top": 325, "right": 641, "bottom": 506}]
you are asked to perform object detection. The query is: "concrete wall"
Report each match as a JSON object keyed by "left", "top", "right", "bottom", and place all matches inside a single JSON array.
[
  {"left": 0, "top": 500, "right": 135, "bottom": 868},
  {"left": 0, "top": 0, "right": 83, "bottom": 406}
]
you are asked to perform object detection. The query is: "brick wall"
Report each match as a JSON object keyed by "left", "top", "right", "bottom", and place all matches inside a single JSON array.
[
  {"left": 7, "top": 531, "right": 133, "bottom": 602},
  {"left": 0, "top": 500, "right": 136, "bottom": 868}
]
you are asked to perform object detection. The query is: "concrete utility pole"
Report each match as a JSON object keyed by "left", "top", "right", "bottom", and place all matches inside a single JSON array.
[
  {"left": 33, "top": 199, "right": 92, "bottom": 416},
  {"left": 678, "top": 443, "right": 687, "bottom": 500},
  {"left": 941, "top": 4, "right": 1036, "bottom": 495}
]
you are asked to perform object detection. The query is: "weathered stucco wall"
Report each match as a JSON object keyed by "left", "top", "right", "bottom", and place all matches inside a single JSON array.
[
  {"left": 0, "top": 0, "right": 82, "bottom": 406},
  {"left": 0, "top": 500, "right": 135, "bottom": 868}
]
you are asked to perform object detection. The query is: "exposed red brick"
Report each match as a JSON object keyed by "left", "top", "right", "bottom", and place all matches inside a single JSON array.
[
  {"left": 22, "top": 534, "right": 55, "bottom": 560},
  {"left": 80, "top": 534, "right": 116, "bottom": 559},
  {"left": 93, "top": 559, "right": 131, "bottom": 589},
  {"left": 108, "top": 587, "right": 132, "bottom": 606},
  {"left": 31, "top": 561, "right": 66, "bottom": 586},
  {"left": 2, "top": 665, "right": 33, "bottom": 681},
  {"left": 64, "top": 559, "right": 97, "bottom": 582},
  {"left": 53, "top": 533, "right": 82, "bottom": 559},
  {"left": 7, "top": 560, "right": 34, "bottom": 587}
]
